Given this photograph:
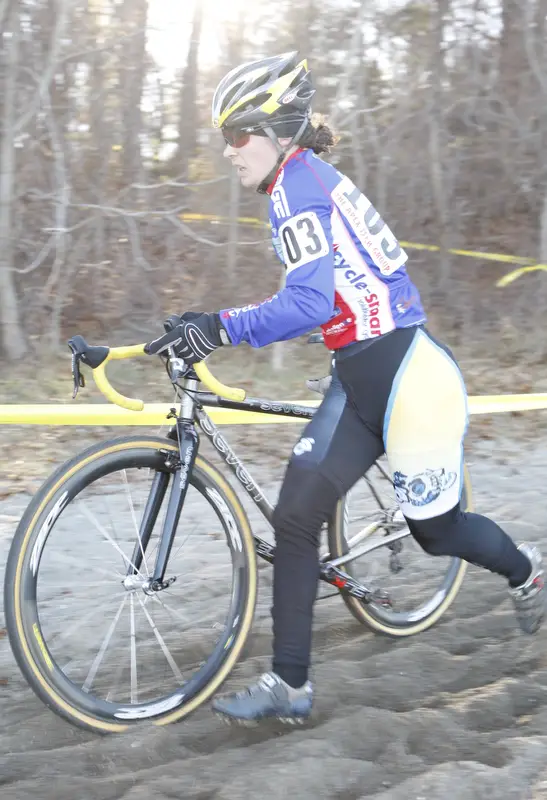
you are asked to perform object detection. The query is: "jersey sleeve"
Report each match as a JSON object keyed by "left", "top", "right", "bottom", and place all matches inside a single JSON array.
[{"left": 219, "top": 187, "right": 335, "bottom": 348}]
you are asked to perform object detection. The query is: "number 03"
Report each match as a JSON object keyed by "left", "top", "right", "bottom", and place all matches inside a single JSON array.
[{"left": 280, "top": 212, "right": 330, "bottom": 270}]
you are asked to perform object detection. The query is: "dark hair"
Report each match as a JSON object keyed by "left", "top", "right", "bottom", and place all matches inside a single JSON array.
[{"left": 299, "top": 117, "right": 338, "bottom": 154}]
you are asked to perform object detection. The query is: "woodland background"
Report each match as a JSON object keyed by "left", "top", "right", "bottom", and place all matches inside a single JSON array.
[{"left": 1, "top": 0, "right": 547, "bottom": 402}]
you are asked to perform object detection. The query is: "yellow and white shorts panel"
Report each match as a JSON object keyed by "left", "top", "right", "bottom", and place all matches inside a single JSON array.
[{"left": 383, "top": 328, "right": 469, "bottom": 521}]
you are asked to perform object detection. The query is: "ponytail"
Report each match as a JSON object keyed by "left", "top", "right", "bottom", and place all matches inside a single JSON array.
[{"left": 299, "top": 115, "right": 339, "bottom": 154}]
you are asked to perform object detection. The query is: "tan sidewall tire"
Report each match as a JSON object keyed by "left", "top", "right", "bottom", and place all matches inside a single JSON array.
[
  {"left": 328, "top": 463, "right": 473, "bottom": 638},
  {"left": 5, "top": 436, "right": 257, "bottom": 733}
]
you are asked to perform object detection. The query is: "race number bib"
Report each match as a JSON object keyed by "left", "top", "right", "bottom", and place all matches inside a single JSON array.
[
  {"left": 332, "top": 176, "right": 408, "bottom": 276},
  {"left": 278, "top": 212, "right": 330, "bottom": 274}
]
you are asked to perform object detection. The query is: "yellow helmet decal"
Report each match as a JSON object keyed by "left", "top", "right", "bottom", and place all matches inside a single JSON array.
[
  {"left": 213, "top": 64, "right": 272, "bottom": 128},
  {"left": 261, "top": 59, "right": 308, "bottom": 115},
  {"left": 215, "top": 59, "right": 308, "bottom": 129}
]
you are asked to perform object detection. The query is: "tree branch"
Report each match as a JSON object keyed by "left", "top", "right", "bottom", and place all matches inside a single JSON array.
[{"left": 14, "top": 0, "right": 70, "bottom": 135}]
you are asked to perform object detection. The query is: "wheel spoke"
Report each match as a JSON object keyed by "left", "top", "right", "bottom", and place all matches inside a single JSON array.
[
  {"left": 82, "top": 594, "right": 128, "bottom": 693},
  {"left": 14, "top": 449, "right": 249, "bottom": 727},
  {"left": 151, "top": 593, "right": 193, "bottom": 628},
  {"left": 121, "top": 469, "right": 150, "bottom": 577},
  {"left": 77, "top": 500, "right": 146, "bottom": 579},
  {"left": 136, "top": 594, "right": 184, "bottom": 682},
  {"left": 105, "top": 658, "right": 126, "bottom": 703},
  {"left": 48, "top": 591, "right": 128, "bottom": 651},
  {"left": 168, "top": 529, "right": 195, "bottom": 562},
  {"left": 49, "top": 549, "right": 125, "bottom": 581},
  {"left": 130, "top": 594, "right": 138, "bottom": 704}
]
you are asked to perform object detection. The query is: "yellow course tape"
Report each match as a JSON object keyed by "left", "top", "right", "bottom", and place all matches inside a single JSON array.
[
  {"left": 178, "top": 213, "right": 542, "bottom": 286},
  {"left": 2, "top": 393, "right": 547, "bottom": 426},
  {"left": 495, "top": 264, "right": 547, "bottom": 287},
  {"left": 398, "top": 243, "right": 534, "bottom": 265},
  {"left": 0, "top": 403, "right": 316, "bottom": 426},
  {"left": 180, "top": 213, "right": 268, "bottom": 229}
]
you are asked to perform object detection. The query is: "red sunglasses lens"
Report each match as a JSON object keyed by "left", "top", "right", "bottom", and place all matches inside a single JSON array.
[{"left": 222, "top": 129, "right": 250, "bottom": 148}]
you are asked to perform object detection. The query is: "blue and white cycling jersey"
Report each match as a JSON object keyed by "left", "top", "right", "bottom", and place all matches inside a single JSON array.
[{"left": 220, "top": 148, "right": 426, "bottom": 350}]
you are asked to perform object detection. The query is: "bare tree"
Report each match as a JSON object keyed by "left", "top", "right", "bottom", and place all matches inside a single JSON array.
[
  {"left": 0, "top": 0, "right": 546, "bottom": 366},
  {"left": 0, "top": 7, "right": 27, "bottom": 359},
  {"left": 119, "top": 0, "right": 149, "bottom": 185},
  {"left": 175, "top": 0, "right": 203, "bottom": 178},
  {"left": 427, "top": 0, "right": 452, "bottom": 296}
]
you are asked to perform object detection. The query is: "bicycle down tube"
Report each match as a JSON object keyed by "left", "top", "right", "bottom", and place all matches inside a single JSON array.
[
  {"left": 193, "top": 398, "right": 391, "bottom": 604},
  {"left": 72, "top": 343, "right": 392, "bottom": 607}
]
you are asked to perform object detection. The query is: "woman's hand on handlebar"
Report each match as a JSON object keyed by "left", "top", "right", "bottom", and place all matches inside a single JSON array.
[
  {"left": 162, "top": 311, "right": 203, "bottom": 331},
  {"left": 67, "top": 328, "right": 246, "bottom": 407},
  {"left": 144, "top": 311, "right": 231, "bottom": 365}
]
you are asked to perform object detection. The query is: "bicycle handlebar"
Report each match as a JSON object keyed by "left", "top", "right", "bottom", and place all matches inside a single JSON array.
[
  {"left": 69, "top": 339, "right": 246, "bottom": 410},
  {"left": 193, "top": 361, "right": 246, "bottom": 403},
  {"left": 93, "top": 344, "right": 147, "bottom": 411}
]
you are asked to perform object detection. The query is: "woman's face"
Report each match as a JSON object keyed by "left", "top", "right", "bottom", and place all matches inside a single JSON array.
[{"left": 223, "top": 134, "right": 291, "bottom": 190}]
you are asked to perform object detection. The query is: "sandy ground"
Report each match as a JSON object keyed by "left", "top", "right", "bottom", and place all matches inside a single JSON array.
[{"left": 1, "top": 424, "right": 547, "bottom": 800}]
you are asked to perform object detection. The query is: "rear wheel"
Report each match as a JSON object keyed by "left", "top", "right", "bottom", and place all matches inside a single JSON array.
[
  {"left": 4, "top": 436, "right": 257, "bottom": 733},
  {"left": 327, "top": 458, "right": 472, "bottom": 637}
]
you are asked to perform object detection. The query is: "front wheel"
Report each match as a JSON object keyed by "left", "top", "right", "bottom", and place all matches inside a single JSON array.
[
  {"left": 327, "top": 458, "right": 472, "bottom": 637},
  {"left": 4, "top": 435, "right": 257, "bottom": 733}
]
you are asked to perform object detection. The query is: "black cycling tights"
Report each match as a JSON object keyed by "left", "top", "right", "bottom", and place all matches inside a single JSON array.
[
  {"left": 271, "top": 466, "right": 530, "bottom": 689},
  {"left": 270, "top": 328, "right": 531, "bottom": 689}
]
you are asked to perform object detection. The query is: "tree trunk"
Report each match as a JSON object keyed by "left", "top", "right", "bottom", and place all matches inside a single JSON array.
[
  {"left": 176, "top": 0, "right": 203, "bottom": 178},
  {"left": 498, "top": 0, "right": 529, "bottom": 107},
  {"left": 427, "top": 0, "right": 451, "bottom": 301},
  {"left": 0, "top": 8, "right": 27, "bottom": 359},
  {"left": 535, "top": 0, "right": 547, "bottom": 265},
  {"left": 120, "top": 0, "right": 148, "bottom": 186}
]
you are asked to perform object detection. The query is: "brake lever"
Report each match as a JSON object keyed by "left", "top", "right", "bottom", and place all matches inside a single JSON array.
[{"left": 69, "top": 348, "right": 85, "bottom": 399}]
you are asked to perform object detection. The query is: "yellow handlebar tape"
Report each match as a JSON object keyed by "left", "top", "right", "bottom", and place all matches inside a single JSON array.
[
  {"left": 194, "top": 362, "right": 246, "bottom": 401},
  {"left": 107, "top": 344, "right": 148, "bottom": 360},
  {"left": 90, "top": 343, "right": 246, "bottom": 409},
  {"left": 93, "top": 363, "right": 145, "bottom": 411},
  {"left": 93, "top": 343, "right": 147, "bottom": 411}
]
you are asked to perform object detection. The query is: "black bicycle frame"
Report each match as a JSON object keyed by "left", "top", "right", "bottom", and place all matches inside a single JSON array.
[
  {"left": 126, "top": 382, "right": 389, "bottom": 606},
  {"left": 197, "top": 393, "right": 319, "bottom": 516}
]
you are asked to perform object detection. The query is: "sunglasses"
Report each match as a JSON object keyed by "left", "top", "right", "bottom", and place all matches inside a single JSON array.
[{"left": 222, "top": 128, "right": 251, "bottom": 148}]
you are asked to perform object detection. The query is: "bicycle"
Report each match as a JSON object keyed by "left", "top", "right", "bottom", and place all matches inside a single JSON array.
[{"left": 3, "top": 333, "right": 472, "bottom": 734}]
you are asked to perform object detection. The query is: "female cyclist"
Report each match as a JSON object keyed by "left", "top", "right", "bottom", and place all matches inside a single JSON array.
[{"left": 145, "top": 52, "right": 545, "bottom": 724}]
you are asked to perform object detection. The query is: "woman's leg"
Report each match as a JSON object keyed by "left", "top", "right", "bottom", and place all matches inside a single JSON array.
[
  {"left": 212, "top": 369, "right": 384, "bottom": 721},
  {"left": 337, "top": 326, "right": 544, "bottom": 634},
  {"left": 405, "top": 504, "right": 544, "bottom": 632},
  {"left": 405, "top": 504, "right": 530, "bottom": 585}
]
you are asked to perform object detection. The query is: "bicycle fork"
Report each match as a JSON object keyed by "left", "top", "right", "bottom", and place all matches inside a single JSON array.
[{"left": 125, "top": 388, "right": 198, "bottom": 592}]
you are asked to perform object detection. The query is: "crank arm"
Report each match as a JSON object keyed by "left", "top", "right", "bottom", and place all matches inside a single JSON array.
[{"left": 319, "top": 562, "right": 392, "bottom": 607}]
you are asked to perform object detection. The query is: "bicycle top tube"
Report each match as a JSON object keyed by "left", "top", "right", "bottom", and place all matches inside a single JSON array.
[{"left": 67, "top": 335, "right": 246, "bottom": 411}]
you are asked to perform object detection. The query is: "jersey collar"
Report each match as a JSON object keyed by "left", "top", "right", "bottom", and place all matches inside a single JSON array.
[{"left": 266, "top": 148, "right": 305, "bottom": 195}]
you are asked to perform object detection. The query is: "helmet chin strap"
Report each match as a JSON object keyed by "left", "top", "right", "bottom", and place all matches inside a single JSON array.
[{"left": 256, "top": 117, "right": 310, "bottom": 195}]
